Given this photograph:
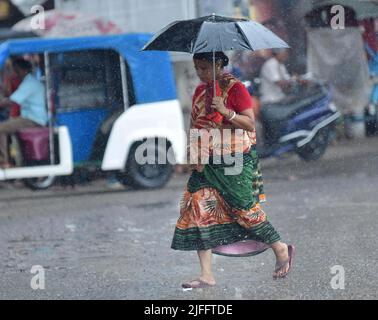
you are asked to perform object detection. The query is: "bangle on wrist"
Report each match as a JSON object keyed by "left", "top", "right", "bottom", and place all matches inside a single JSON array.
[{"left": 228, "top": 111, "right": 236, "bottom": 121}]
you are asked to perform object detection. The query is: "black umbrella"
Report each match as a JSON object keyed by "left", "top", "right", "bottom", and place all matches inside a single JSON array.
[
  {"left": 142, "top": 14, "right": 289, "bottom": 97},
  {"left": 142, "top": 14, "right": 289, "bottom": 53}
]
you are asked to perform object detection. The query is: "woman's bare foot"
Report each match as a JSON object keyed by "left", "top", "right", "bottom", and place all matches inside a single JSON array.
[
  {"left": 271, "top": 242, "right": 290, "bottom": 279},
  {"left": 182, "top": 276, "right": 216, "bottom": 288}
]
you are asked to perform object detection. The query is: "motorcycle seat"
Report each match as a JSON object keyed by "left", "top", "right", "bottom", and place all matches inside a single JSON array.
[{"left": 260, "top": 91, "right": 326, "bottom": 122}]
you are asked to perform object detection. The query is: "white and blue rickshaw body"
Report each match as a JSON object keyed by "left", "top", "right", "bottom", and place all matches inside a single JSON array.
[{"left": 0, "top": 34, "right": 186, "bottom": 188}]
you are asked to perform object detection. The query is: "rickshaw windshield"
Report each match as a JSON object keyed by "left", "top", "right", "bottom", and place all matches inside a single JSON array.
[
  {"left": 50, "top": 49, "right": 133, "bottom": 112},
  {"left": 0, "top": 34, "right": 177, "bottom": 105}
]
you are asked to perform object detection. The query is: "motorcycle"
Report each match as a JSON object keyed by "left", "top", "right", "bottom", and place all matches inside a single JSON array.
[{"left": 244, "top": 75, "right": 341, "bottom": 161}]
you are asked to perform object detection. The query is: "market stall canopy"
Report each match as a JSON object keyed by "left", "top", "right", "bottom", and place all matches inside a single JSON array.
[
  {"left": 12, "top": 9, "right": 124, "bottom": 38},
  {"left": 307, "top": 28, "right": 372, "bottom": 115}
]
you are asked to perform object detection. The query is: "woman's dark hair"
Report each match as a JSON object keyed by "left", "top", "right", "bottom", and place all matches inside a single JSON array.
[
  {"left": 193, "top": 51, "right": 229, "bottom": 68},
  {"left": 12, "top": 58, "right": 32, "bottom": 73}
]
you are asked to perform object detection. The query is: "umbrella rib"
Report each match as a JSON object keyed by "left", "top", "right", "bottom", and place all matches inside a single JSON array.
[
  {"left": 142, "top": 20, "right": 180, "bottom": 51},
  {"left": 236, "top": 21, "right": 290, "bottom": 50},
  {"left": 191, "top": 21, "right": 209, "bottom": 53},
  {"left": 235, "top": 22, "right": 255, "bottom": 50}
]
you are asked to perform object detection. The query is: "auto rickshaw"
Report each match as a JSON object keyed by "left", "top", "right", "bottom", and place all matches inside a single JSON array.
[{"left": 0, "top": 34, "right": 186, "bottom": 189}]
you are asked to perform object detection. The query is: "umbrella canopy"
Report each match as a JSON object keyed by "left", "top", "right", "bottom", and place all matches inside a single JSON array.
[
  {"left": 142, "top": 14, "right": 289, "bottom": 54},
  {"left": 309, "top": 0, "right": 378, "bottom": 19},
  {"left": 12, "top": 9, "right": 123, "bottom": 38}
]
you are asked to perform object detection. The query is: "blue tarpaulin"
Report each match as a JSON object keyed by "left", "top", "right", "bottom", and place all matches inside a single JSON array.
[{"left": 0, "top": 33, "right": 177, "bottom": 104}]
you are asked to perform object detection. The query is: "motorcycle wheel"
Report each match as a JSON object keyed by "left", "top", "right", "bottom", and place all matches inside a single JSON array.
[
  {"left": 117, "top": 141, "right": 173, "bottom": 189},
  {"left": 296, "top": 127, "right": 332, "bottom": 162}
]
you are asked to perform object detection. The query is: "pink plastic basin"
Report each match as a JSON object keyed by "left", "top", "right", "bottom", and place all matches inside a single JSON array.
[{"left": 17, "top": 127, "right": 50, "bottom": 162}]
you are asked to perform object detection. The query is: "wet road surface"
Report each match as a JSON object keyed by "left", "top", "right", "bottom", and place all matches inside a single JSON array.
[{"left": 0, "top": 137, "right": 378, "bottom": 299}]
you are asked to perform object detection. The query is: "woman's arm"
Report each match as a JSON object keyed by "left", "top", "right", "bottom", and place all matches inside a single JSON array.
[
  {"left": 224, "top": 107, "right": 255, "bottom": 132},
  {"left": 212, "top": 96, "right": 255, "bottom": 131}
]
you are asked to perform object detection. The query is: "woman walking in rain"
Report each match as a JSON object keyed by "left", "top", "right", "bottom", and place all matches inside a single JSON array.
[{"left": 171, "top": 52, "right": 295, "bottom": 288}]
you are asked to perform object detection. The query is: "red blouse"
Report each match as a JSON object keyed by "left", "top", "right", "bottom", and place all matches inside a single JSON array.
[{"left": 192, "top": 81, "right": 253, "bottom": 125}]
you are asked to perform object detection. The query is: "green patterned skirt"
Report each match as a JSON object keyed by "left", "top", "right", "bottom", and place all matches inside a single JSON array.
[{"left": 171, "top": 147, "right": 281, "bottom": 255}]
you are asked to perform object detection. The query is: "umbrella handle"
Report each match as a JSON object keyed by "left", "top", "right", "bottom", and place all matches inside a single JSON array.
[
  {"left": 209, "top": 49, "right": 224, "bottom": 125},
  {"left": 213, "top": 50, "right": 216, "bottom": 98}
]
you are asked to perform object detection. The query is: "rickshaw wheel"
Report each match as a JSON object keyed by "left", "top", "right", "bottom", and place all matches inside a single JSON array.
[
  {"left": 23, "top": 176, "right": 57, "bottom": 190},
  {"left": 117, "top": 140, "right": 174, "bottom": 189}
]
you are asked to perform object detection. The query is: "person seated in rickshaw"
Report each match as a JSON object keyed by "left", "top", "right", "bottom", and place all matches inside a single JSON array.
[
  {"left": 0, "top": 58, "right": 47, "bottom": 168},
  {"left": 0, "top": 59, "right": 22, "bottom": 120}
]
